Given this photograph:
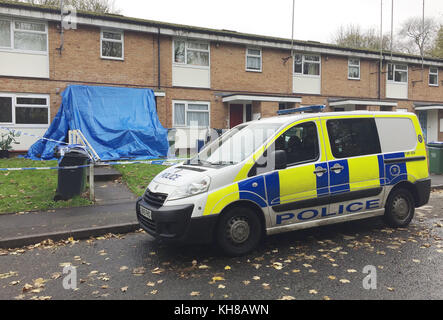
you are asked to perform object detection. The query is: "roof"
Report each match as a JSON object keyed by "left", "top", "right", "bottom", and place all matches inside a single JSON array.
[{"left": 1, "top": 0, "right": 442, "bottom": 64}]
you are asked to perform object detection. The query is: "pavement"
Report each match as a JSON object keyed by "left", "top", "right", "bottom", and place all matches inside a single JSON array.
[
  {"left": 0, "top": 173, "right": 442, "bottom": 250},
  {"left": 0, "top": 193, "right": 442, "bottom": 300},
  {"left": 0, "top": 167, "right": 140, "bottom": 249},
  {"left": 431, "top": 174, "right": 443, "bottom": 188}
]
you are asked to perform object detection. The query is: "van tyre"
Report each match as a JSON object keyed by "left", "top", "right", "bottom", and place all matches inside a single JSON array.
[
  {"left": 384, "top": 188, "right": 415, "bottom": 227},
  {"left": 216, "top": 207, "right": 262, "bottom": 256}
]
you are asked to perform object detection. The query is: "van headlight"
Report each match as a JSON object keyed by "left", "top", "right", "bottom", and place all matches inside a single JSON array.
[{"left": 167, "top": 176, "right": 211, "bottom": 201}]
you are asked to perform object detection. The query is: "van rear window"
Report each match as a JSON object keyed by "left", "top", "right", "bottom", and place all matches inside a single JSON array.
[
  {"left": 375, "top": 117, "right": 417, "bottom": 153},
  {"left": 327, "top": 118, "right": 381, "bottom": 159}
]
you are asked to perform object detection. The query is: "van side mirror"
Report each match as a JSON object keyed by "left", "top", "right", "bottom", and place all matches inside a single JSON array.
[{"left": 272, "top": 150, "right": 287, "bottom": 170}]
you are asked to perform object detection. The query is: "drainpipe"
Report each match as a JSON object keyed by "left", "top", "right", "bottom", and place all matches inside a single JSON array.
[{"left": 158, "top": 27, "right": 161, "bottom": 89}]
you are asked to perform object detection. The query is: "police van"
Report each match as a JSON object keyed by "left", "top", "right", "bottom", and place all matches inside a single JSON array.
[{"left": 136, "top": 111, "right": 431, "bottom": 256}]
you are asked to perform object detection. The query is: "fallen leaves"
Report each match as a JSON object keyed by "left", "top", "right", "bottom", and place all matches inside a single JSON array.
[
  {"left": 132, "top": 267, "right": 146, "bottom": 275},
  {"left": 0, "top": 271, "right": 18, "bottom": 280},
  {"left": 151, "top": 268, "right": 165, "bottom": 275}
]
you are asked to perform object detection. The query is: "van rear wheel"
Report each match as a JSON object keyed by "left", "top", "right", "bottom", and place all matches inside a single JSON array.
[
  {"left": 216, "top": 207, "right": 262, "bottom": 256},
  {"left": 384, "top": 188, "right": 415, "bottom": 227}
]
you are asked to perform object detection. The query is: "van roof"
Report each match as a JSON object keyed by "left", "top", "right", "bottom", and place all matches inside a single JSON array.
[{"left": 251, "top": 111, "right": 416, "bottom": 128}]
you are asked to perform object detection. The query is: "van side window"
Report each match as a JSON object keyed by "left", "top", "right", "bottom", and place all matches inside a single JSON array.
[
  {"left": 327, "top": 118, "right": 381, "bottom": 159},
  {"left": 249, "top": 122, "right": 320, "bottom": 177},
  {"left": 274, "top": 121, "right": 320, "bottom": 166}
]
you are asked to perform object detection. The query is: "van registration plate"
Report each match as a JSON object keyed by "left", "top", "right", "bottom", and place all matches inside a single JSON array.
[{"left": 140, "top": 206, "right": 152, "bottom": 220}]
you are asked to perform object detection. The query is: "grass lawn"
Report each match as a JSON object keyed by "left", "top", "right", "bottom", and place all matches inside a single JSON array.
[
  {"left": 0, "top": 158, "right": 93, "bottom": 214},
  {"left": 114, "top": 164, "right": 167, "bottom": 197}
]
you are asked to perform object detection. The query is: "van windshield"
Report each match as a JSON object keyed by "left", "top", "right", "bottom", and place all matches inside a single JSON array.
[{"left": 188, "top": 123, "right": 282, "bottom": 167}]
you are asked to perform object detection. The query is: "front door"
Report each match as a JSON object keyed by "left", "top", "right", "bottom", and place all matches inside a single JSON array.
[{"left": 230, "top": 104, "right": 244, "bottom": 128}]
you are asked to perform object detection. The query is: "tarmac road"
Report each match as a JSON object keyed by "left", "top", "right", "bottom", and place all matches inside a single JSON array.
[{"left": 0, "top": 192, "right": 442, "bottom": 301}]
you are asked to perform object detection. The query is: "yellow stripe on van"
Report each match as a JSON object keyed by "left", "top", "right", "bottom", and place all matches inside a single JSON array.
[
  {"left": 203, "top": 184, "right": 239, "bottom": 216},
  {"left": 348, "top": 155, "right": 381, "bottom": 191},
  {"left": 278, "top": 164, "right": 317, "bottom": 204},
  {"left": 234, "top": 146, "right": 265, "bottom": 182}
]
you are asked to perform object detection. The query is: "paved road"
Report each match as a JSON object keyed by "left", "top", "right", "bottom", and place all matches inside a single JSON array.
[{"left": 1, "top": 193, "right": 442, "bottom": 301}]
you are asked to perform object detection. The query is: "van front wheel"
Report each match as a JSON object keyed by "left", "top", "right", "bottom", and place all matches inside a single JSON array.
[
  {"left": 384, "top": 188, "right": 415, "bottom": 227},
  {"left": 216, "top": 207, "right": 262, "bottom": 256}
]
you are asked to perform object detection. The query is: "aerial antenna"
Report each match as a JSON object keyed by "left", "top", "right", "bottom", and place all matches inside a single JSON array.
[
  {"left": 379, "top": 0, "right": 383, "bottom": 100},
  {"left": 290, "top": 0, "right": 295, "bottom": 57},
  {"left": 421, "top": 0, "right": 425, "bottom": 70},
  {"left": 56, "top": 0, "right": 65, "bottom": 54},
  {"left": 390, "top": 0, "right": 394, "bottom": 62},
  {"left": 282, "top": 0, "right": 295, "bottom": 64}
]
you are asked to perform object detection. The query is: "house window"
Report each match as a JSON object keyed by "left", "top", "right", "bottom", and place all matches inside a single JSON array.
[
  {"left": 348, "top": 58, "right": 360, "bottom": 80},
  {"left": 0, "top": 19, "right": 48, "bottom": 53},
  {"left": 429, "top": 67, "right": 439, "bottom": 86},
  {"left": 0, "top": 96, "right": 13, "bottom": 123},
  {"left": 0, "top": 19, "right": 11, "bottom": 48},
  {"left": 294, "top": 54, "right": 320, "bottom": 76},
  {"left": 14, "top": 20, "right": 47, "bottom": 52},
  {"left": 101, "top": 30, "right": 124, "bottom": 60},
  {"left": 246, "top": 48, "right": 262, "bottom": 72},
  {"left": 174, "top": 39, "right": 209, "bottom": 67},
  {"left": 173, "top": 101, "right": 210, "bottom": 127},
  {"left": 0, "top": 94, "right": 49, "bottom": 126},
  {"left": 278, "top": 103, "right": 295, "bottom": 111},
  {"left": 387, "top": 63, "right": 408, "bottom": 83}
]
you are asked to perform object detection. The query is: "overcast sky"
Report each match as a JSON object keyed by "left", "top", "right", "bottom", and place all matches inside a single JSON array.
[{"left": 115, "top": 0, "right": 443, "bottom": 44}]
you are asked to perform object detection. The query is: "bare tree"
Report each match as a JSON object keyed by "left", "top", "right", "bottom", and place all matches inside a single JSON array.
[
  {"left": 397, "top": 17, "right": 438, "bottom": 56},
  {"left": 15, "top": 0, "right": 120, "bottom": 14},
  {"left": 429, "top": 25, "right": 443, "bottom": 58},
  {"left": 331, "top": 24, "right": 392, "bottom": 51}
]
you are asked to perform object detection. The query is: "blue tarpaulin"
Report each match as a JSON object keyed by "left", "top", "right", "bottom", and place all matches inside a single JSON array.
[{"left": 26, "top": 85, "right": 169, "bottom": 161}]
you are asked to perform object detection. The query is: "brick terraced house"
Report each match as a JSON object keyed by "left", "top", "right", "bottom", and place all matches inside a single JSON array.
[{"left": 0, "top": 0, "right": 442, "bottom": 151}]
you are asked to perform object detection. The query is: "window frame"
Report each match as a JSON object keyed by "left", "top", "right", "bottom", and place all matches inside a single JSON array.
[
  {"left": 0, "top": 18, "right": 48, "bottom": 55},
  {"left": 0, "top": 18, "right": 12, "bottom": 49},
  {"left": 0, "top": 94, "right": 14, "bottom": 125},
  {"left": 348, "top": 58, "right": 360, "bottom": 80},
  {"left": 245, "top": 47, "right": 262, "bottom": 72},
  {"left": 276, "top": 121, "right": 321, "bottom": 168},
  {"left": 100, "top": 29, "right": 124, "bottom": 61},
  {"left": 326, "top": 118, "right": 382, "bottom": 160},
  {"left": 429, "top": 67, "right": 439, "bottom": 87},
  {"left": 0, "top": 93, "right": 50, "bottom": 128},
  {"left": 173, "top": 38, "right": 210, "bottom": 69},
  {"left": 293, "top": 53, "right": 321, "bottom": 78},
  {"left": 172, "top": 100, "right": 211, "bottom": 128},
  {"left": 387, "top": 63, "right": 408, "bottom": 84}
]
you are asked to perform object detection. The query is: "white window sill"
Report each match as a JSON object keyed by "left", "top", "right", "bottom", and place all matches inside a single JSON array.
[
  {"left": 387, "top": 81, "right": 408, "bottom": 85},
  {"left": 348, "top": 77, "right": 360, "bottom": 81},
  {"left": 0, "top": 48, "right": 48, "bottom": 56},
  {"left": 246, "top": 68, "right": 262, "bottom": 73},
  {"left": 101, "top": 56, "right": 124, "bottom": 61},
  {"left": 172, "top": 63, "right": 210, "bottom": 70},
  {"left": 293, "top": 73, "right": 321, "bottom": 79}
]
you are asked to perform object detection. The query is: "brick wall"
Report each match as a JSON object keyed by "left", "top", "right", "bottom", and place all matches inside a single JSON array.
[{"left": 1, "top": 20, "right": 442, "bottom": 135}]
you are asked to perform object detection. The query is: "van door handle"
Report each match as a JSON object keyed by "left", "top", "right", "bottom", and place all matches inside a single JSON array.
[
  {"left": 314, "top": 167, "right": 328, "bottom": 175},
  {"left": 330, "top": 164, "right": 345, "bottom": 172}
]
